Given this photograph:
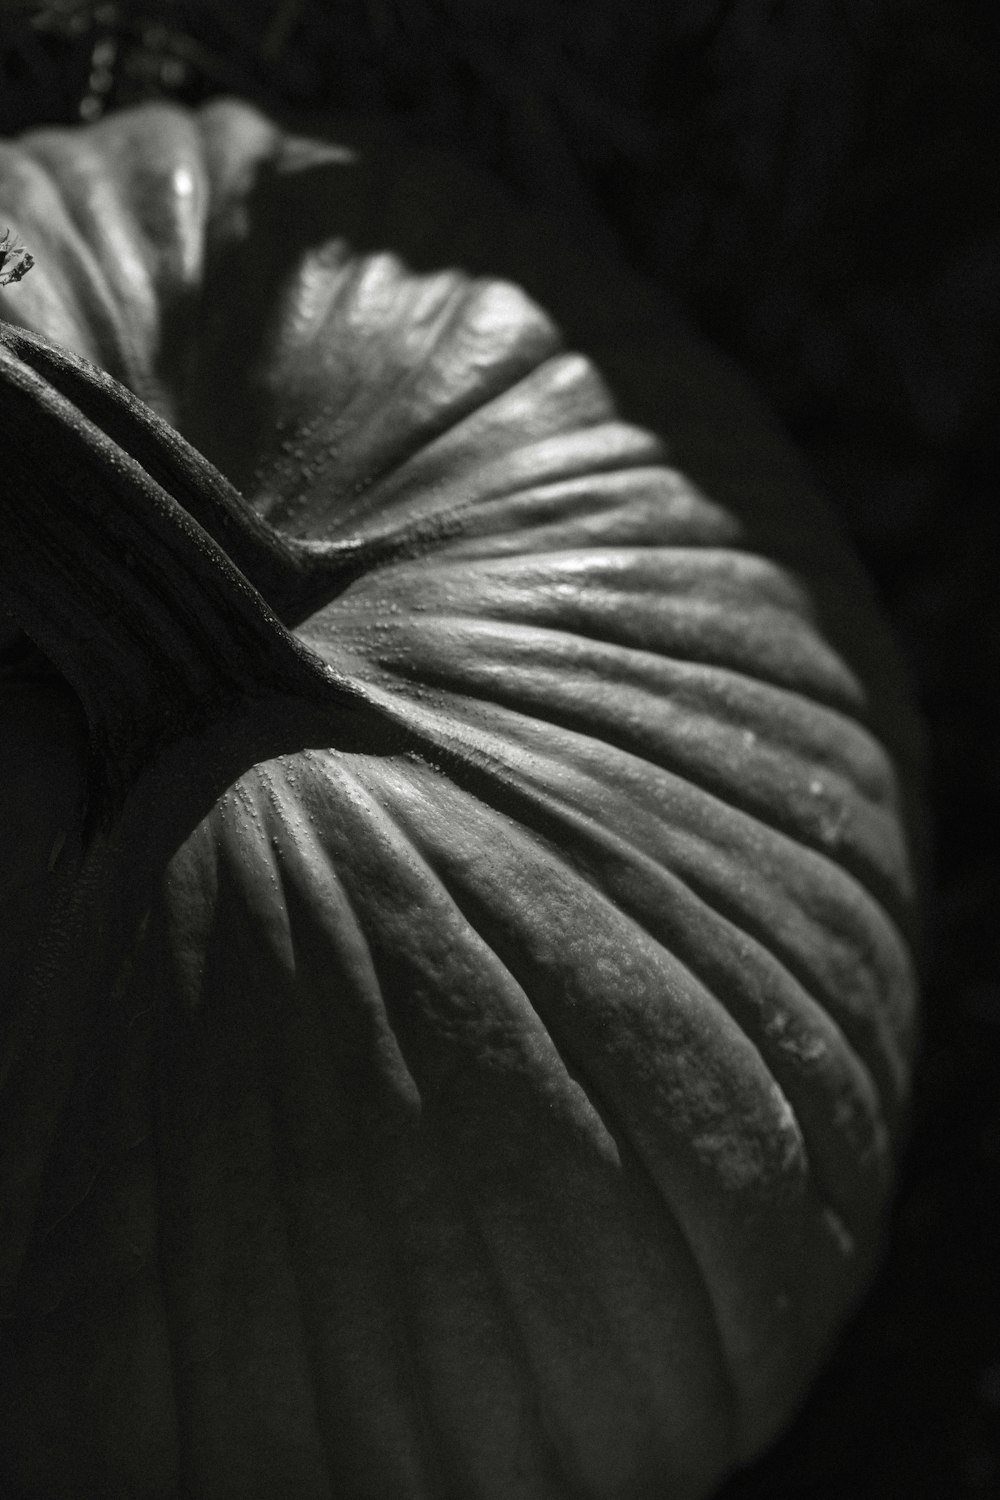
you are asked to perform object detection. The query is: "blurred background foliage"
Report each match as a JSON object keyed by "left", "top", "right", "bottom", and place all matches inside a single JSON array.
[{"left": 2, "top": 2, "right": 998, "bottom": 1494}]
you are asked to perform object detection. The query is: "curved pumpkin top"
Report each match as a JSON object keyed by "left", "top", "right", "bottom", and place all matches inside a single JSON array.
[{"left": 0, "top": 100, "right": 922, "bottom": 1500}]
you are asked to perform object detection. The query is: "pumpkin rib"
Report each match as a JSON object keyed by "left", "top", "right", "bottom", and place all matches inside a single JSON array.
[
  {"left": 2, "top": 323, "right": 615, "bottom": 643},
  {"left": 272, "top": 765, "right": 563, "bottom": 1500},
  {"left": 389, "top": 711, "right": 893, "bottom": 1194},
  {"left": 257, "top": 756, "right": 743, "bottom": 1494},
  {"left": 291, "top": 436, "right": 674, "bottom": 572},
  {"left": 214, "top": 822, "right": 340, "bottom": 1488},
  {"left": 0, "top": 147, "right": 128, "bottom": 380},
  {"left": 329, "top": 799, "right": 580, "bottom": 1500},
  {"left": 215, "top": 780, "right": 447, "bottom": 1497},
  {"left": 11, "top": 141, "right": 163, "bottom": 411},
  {"left": 356, "top": 420, "right": 670, "bottom": 537},
  {"left": 394, "top": 465, "right": 739, "bottom": 560},
  {"left": 258, "top": 258, "right": 482, "bottom": 527},
  {"left": 644, "top": 853, "right": 911, "bottom": 1123},
  {"left": 328, "top": 551, "right": 869, "bottom": 717},
  {"left": 358, "top": 1036, "right": 579, "bottom": 1498},
  {"left": 267, "top": 434, "right": 744, "bottom": 632},
  {"left": 370, "top": 768, "right": 812, "bottom": 1460},
  {"left": 143, "top": 840, "right": 338, "bottom": 1500},
  {"left": 338, "top": 671, "right": 913, "bottom": 1118},
  {"left": 332, "top": 766, "right": 742, "bottom": 1488},
  {"left": 393, "top": 832, "right": 745, "bottom": 1438},
  {"left": 391, "top": 965, "right": 742, "bottom": 1497},
  {"left": 324, "top": 598, "right": 866, "bottom": 731},
  {"left": 222, "top": 261, "right": 569, "bottom": 537},
  {"left": 20, "top": 103, "right": 212, "bottom": 414},
  {"left": 338, "top": 663, "right": 917, "bottom": 1074},
  {"left": 337, "top": 623, "right": 910, "bottom": 933},
  {"left": 341, "top": 633, "right": 905, "bottom": 948},
  {"left": 388, "top": 657, "right": 900, "bottom": 944},
  {"left": 277, "top": 765, "right": 595, "bottom": 1498},
  {"left": 274, "top": 448, "right": 692, "bottom": 621},
  {"left": 327, "top": 266, "right": 562, "bottom": 442},
  {"left": 267, "top": 346, "right": 613, "bottom": 543},
  {"left": 391, "top": 750, "right": 885, "bottom": 1251}
]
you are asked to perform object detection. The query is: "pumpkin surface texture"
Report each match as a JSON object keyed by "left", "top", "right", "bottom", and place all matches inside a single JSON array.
[{"left": 0, "top": 99, "right": 923, "bottom": 1500}]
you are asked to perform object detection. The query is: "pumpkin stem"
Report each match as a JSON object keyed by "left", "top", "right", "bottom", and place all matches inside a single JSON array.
[
  {"left": 0, "top": 323, "right": 368, "bottom": 809},
  {"left": 0, "top": 323, "right": 420, "bottom": 626}
]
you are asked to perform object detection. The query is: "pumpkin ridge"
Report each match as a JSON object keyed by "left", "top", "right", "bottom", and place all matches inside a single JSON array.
[
  {"left": 359, "top": 423, "right": 671, "bottom": 537},
  {"left": 317, "top": 600, "right": 866, "bottom": 730},
  {"left": 168, "top": 782, "right": 446, "bottom": 1496},
  {"left": 282, "top": 438, "right": 727, "bottom": 623},
  {"left": 333, "top": 554, "right": 868, "bottom": 718},
  {"left": 404, "top": 1013, "right": 739, "bottom": 1495},
  {"left": 269, "top": 347, "right": 606, "bottom": 544},
  {"left": 352, "top": 1038, "right": 574, "bottom": 1495},
  {"left": 241, "top": 266, "right": 566, "bottom": 539},
  {"left": 335, "top": 647, "right": 908, "bottom": 977},
  {"left": 312, "top": 762, "right": 741, "bottom": 1490},
  {"left": 398, "top": 830, "right": 745, "bottom": 1433},
  {"left": 0, "top": 144, "right": 153, "bottom": 399},
  {"left": 270, "top": 772, "right": 569, "bottom": 1498},
  {"left": 265, "top": 750, "right": 743, "bottom": 1488},
  {"left": 343, "top": 632, "right": 910, "bottom": 932},
  {"left": 384, "top": 750, "right": 881, "bottom": 1243},
  {"left": 16, "top": 104, "right": 212, "bottom": 412},
  {"left": 283, "top": 787, "right": 461, "bottom": 1500},
  {"left": 0, "top": 682, "right": 408, "bottom": 1326},
  {"left": 383, "top": 756, "right": 821, "bottom": 1176},
  {"left": 139, "top": 850, "right": 337, "bottom": 1497},
  {"left": 625, "top": 845, "right": 911, "bottom": 1123},
  {"left": 370, "top": 782, "right": 766, "bottom": 1463},
  {"left": 486, "top": 770, "right": 892, "bottom": 1243},
  {"left": 350, "top": 348, "right": 620, "bottom": 516},
  {"left": 277, "top": 436, "right": 714, "bottom": 618},
  {"left": 384, "top": 819, "right": 839, "bottom": 1454},
  {"left": 391, "top": 464, "right": 735, "bottom": 558},
  {"left": 346, "top": 684, "right": 912, "bottom": 1126}
]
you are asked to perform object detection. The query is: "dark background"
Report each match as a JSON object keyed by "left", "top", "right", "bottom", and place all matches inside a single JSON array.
[{"left": 2, "top": 2, "right": 998, "bottom": 1494}]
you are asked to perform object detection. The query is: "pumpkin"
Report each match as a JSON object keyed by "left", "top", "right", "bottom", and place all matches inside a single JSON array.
[{"left": 0, "top": 98, "right": 923, "bottom": 1500}]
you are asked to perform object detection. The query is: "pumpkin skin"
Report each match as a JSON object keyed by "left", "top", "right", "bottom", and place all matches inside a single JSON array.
[{"left": 0, "top": 100, "right": 922, "bottom": 1500}]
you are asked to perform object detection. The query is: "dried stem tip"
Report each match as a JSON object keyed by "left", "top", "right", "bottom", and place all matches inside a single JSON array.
[{"left": 0, "top": 227, "right": 34, "bottom": 287}]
